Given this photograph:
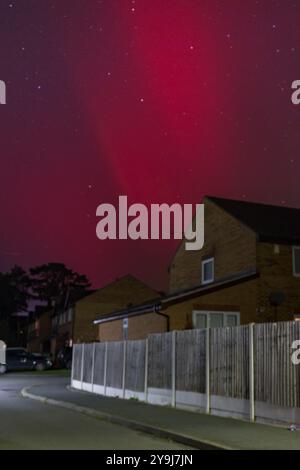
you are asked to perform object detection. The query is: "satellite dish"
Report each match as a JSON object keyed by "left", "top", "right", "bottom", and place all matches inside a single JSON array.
[{"left": 269, "top": 291, "right": 286, "bottom": 307}]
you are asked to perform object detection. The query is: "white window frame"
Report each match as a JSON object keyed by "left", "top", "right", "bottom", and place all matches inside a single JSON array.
[
  {"left": 192, "top": 310, "right": 240, "bottom": 329},
  {"left": 201, "top": 257, "right": 215, "bottom": 285},
  {"left": 293, "top": 246, "right": 300, "bottom": 277}
]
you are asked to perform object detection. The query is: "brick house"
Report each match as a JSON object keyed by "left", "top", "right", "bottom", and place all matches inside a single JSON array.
[
  {"left": 27, "top": 275, "right": 160, "bottom": 353},
  {"left": 49, "top": 305, "right": 75, "bottom": 357},
  {"left": 73, "top": 275, "right": 161, "bottom": 343},
  {"left": 27, "top": 308, "right": 52, "bottom": 354},
  {"left": 93, "top": 196, "right": 300, "bottom": 339},
  {"left": 27, "top": 305, "right": 75, "bottom": 359}
]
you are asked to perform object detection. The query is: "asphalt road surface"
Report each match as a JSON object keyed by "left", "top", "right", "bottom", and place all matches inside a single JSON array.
[{"left": 0, "top": 373, "right": 191, "bottom": 450}]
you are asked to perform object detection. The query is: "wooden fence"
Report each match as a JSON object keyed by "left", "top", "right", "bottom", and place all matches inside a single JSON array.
[{"left": 71, "top": 321, "right": 300, "bottom": 425}]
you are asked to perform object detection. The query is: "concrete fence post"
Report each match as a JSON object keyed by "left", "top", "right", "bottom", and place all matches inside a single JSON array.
[
  {"left": 171, "top": 331, "right": 177, "bottom": 408},
  {"left": 249, "top": 323, "right": 255, "bottom": 422},
  {"left": 91, "top": 342, "right": 96, "bottom": 393},
  {"left": 70, "top": 344, "right": 75, "bottom": 386},
  {"left": 80, "top": 343, "right": 85, "bottom": 390},
  {"left": 144, "top": 338, "right": 149, "bottom": 403},
  {"left": 122, "top": 340, "right": 127, "bottom": 399},
  {"left": 103, "top": 342, "right": 108, "bottom": 396},
  {"left": 206, "top": 328, "right": 211, "bottom": 414}
]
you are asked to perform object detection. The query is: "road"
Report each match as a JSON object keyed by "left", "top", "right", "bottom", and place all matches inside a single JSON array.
[{"left": 0, "top": 373, "right": 191, "bottom": 450}]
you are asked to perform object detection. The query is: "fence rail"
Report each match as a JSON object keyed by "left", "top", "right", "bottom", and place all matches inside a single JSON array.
[{"left": 71, "top": 321, "right": 300, "bottom": 425}]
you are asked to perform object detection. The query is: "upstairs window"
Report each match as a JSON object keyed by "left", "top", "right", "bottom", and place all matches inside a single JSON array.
[
  {"left": 293, "top": 247, "right": 300, "bottom": 277},
  {"left": 202, "top": 257, "right": 214, "bottom": 285}
]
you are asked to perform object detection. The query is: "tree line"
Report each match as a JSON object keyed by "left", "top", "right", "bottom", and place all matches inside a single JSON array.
[{"left": 0, "top": 262, "right": 92, "bottom": 321}]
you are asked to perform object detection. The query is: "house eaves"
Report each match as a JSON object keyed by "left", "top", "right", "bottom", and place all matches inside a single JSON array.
[{"left": 93, "top": 268, "right": 259, "bottom": 325}]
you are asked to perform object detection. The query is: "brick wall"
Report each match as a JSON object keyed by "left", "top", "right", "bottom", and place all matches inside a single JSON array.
[
  {"left": 164, "top": 277, "right": 258, "bottom": 329},
  {"left": 98, "top": 312, "right": 166, "bottom": 342},
  {"left": 73, "top": 275, "right": 159, "bottom": 343},
  {"left": 257, "top": 242, "right": 300, "bottom": 321},
  {"left": 27, "top": 310, "right": 52, "bottom": 353},
  {"left": 169, "top": 197, "right": 257, "bottom": 293}
]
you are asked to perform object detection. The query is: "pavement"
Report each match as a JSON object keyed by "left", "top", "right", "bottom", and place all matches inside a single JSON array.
[
  {"left": 0, "top": 374, "right": 192, "bottom": 450},
  {"left": 18, "top": 374, "right": 300, "bottom": 450}
]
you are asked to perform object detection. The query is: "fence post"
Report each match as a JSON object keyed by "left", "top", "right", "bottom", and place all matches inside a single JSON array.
[
  {"left": 206, "top": 328, "right": 211, "bottom": 414},
  {"left": 171, "top": 331, "right": 177, "bottom": 407},
  {"left": 71, "top": 344, "right": 75, "bottom": 386},
  {"left": 91, "top": 342, "right": 96, "bottom": 393},
  {"left": 144, "top": 338, "right": 149, "bottom": 402},
  {"left": 80, "top": 343, "right": 85, "bottom": 390},
  {"left": 122, "top": 340, "right": 127, "bottom": 399},
  {"left": 103, "top": 342, "right": 108, "bottom": 396},
  {"left": 249, "top": 323, "right": 255, "bottom": 422}
]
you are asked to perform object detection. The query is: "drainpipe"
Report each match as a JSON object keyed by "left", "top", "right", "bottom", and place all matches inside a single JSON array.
[{"left": 154, "top": 304, "right": 170, "bottom": 332}]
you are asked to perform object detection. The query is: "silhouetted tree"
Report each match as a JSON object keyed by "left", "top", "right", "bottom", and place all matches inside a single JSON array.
[
  {"left": 0, "top": 266, "right": 30, "bottom": 320},
  {"left": 0, "top": 266, "right": 32, "bottom": 346},
  {"left": 29, "top": 262, "right": 91, "bottom": 309}
]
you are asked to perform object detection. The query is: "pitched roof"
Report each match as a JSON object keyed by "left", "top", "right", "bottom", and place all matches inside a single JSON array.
[
  {"left": 90, "top": 274, "right": 160, "bottom": 322},
  {"left": 206, "top": 196, "right": 300, "bottom": 244},
  {"left": 93, "top": 268, "right": 258, "bottom": 324}
]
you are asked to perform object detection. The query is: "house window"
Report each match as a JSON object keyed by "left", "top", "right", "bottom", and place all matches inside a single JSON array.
[
  {"left": 210, "top": 313, "right": 223, "bottom": 328},
  {"left": 194, "top": 313, "right": 207, "bottom": 329},
  {"left": 293, "top": 247, "right": 300, "bottom": 277},
  {"left": 123, "top": 318, "right": 128, "bottom": 340},
  {"left": 227, "top": 314, "right": 238, "bottom": 327},
  {"left": 201, "top": 258, "right": 214, "bottom": 284},
  {"left": 192, "top": 311, "right": 240, "bottom": 329}
]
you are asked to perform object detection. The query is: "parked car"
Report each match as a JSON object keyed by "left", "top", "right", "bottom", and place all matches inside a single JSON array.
[
  {"left": 5, "top": 348, "right": 52, "bottom": 372},
  {"left": 57, "top": 346, "right": 73, "bottom": 369}
]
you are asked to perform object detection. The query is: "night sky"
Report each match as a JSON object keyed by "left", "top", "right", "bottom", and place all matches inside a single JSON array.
[{"left": 1, "top": 0, "right": 300, "bottom": 290}]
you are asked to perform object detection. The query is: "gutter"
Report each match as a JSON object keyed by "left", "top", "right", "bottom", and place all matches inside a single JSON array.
[
  {"left": 93, "top": 302, "right": 162, "bottom": 325},
  {"left": 162, "top": 268, "right": 259, "bottom": 307},
  {"left": 93, "top": 268, "right": 259, "bottom": 326}
]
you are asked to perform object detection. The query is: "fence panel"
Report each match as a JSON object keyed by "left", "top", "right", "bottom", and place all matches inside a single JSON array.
[
  {"left": 210, "top": 325, "right": 249, "bottom": 399},
  {"left": 82, "top": 343, "right": 94, "bottom": 384},
  {"left": 72, "top": 320, "right": 300, "bottom": 425},
  {"left": 176, "top": 329, "right": 206, "bottom": 393},
  {"left": 125, "top": 339, "right": 146, "bottom": 392},
  {"left": 72, "top": 344, "right": 83, "bottom": 381},
  {"left": 106, "top": 341, "right": 124, "bottom": 389},
  {"left": 93, "top": 342, "right": 106, "bottom": 386},
  {"left": 148, "top": 332, "right": 172, "bottom": 389},
  {"left": 255, "top": 321, "right": 300, "bottom": 408}
]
